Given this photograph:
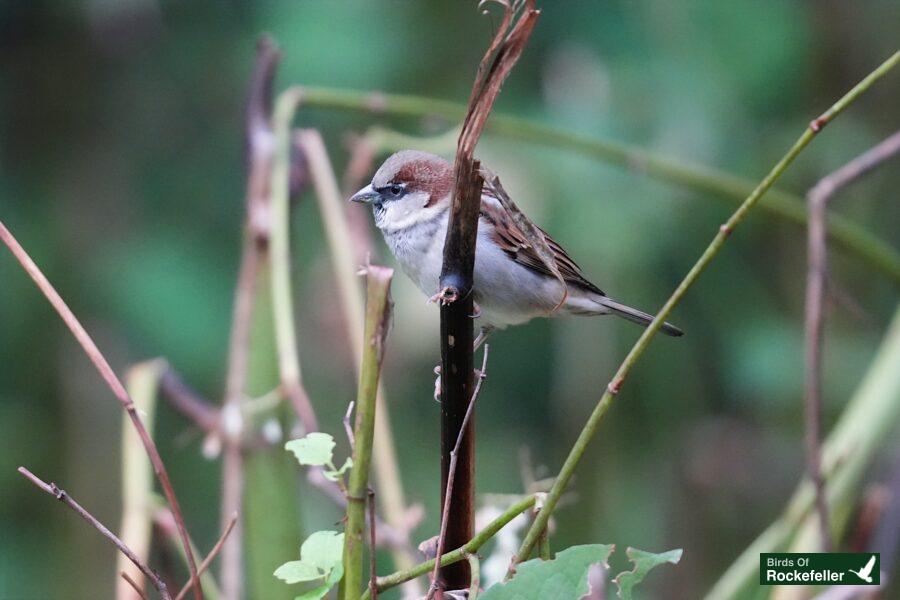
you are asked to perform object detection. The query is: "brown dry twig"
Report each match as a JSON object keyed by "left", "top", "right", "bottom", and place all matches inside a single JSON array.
[
  {"left": 18, "top": 467, "right": 172, "bottom": 600},
  {"left": 219, "top": 36, "right": 283, "bottom": 600},
  {"left": 175, "top": 513, "right": 239, "bottom": 600},
  {"left": 120, "top": 571, "right": 150, "bottom": 600},
  {"left": 805, "top": 130, "right": 900, "bottom": 551},
  {"left": 160, "top": 368, "right": 221, "bottom": 435},
  {"left": 0, "top": 221, "right": 202, "bottom": 600}
]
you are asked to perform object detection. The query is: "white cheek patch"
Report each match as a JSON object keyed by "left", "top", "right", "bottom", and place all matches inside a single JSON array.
[{"left": 380, "top": 192, "right": 438, "bottom": 231}]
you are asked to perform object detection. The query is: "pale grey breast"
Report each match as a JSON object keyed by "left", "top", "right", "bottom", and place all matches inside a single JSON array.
[{"left": 378, "top": 207, "right": 448, "bottom": 295}]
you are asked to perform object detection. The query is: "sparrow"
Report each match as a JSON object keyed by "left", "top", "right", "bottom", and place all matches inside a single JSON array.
[{"left": 350, "top": 150, "right": 683, "bottom": 341}]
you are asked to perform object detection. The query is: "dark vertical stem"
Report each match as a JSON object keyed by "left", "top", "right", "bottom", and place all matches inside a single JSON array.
[
  {"left": 436, "top": 1, "right": 540, "bottom": 589},
  {"left": 438, "top": 159, "right": 483, "bottom": 589},
  {"left": 431, "top": 348, "right": 489, "bottom": 598}
]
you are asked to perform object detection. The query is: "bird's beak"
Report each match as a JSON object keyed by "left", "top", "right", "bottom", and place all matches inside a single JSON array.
[{"left": 349, "top": 184, "right": 380, "bottom": 204}]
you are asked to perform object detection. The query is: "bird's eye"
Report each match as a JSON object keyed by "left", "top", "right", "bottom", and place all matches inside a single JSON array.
[{"left": 388, "top": 184, "right": 403, "bottom": 197}]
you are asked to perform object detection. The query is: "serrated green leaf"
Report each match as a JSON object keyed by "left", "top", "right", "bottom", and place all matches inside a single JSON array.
[
  {"left": 294, "top": 562, "right": 344, "bottom": 600},
  {"left": 285, "top": 432, "right": 335, "bottom": 466},
  {"left": 614, "top": 547, "right": 682, "bottom": 600},
  {"left": 481, "top": 544, "right": 615, "bottom": 600},
  {"left": 300, "top": 530, "right": 345, "bottom": 572},
  {"left": 323, "top": 456, "right": 353, "bottom": 482},
  {"left": 274, "top": 561, "right": 322, "bottom": 584}
]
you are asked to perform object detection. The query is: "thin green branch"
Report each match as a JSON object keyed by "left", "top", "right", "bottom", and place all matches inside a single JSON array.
[
  {"left": 510, "top": 51, "right": 900, "bottom": 571},
  {"left": 538, "top": 528, "right": 551, "bottom": 561},
  {"left": 359, "top": 494, "right": 537, "bottom": 599},
  {"left": 175, "top": 514, "right": 238, "bottom": 600},
  {"left": 343, "top": 266, "right": 394, "bottom": 600},
  {"left": 150, "top": 493, "right": 223, "bottom": 600},
  {"left": 298, "top": 126, "right": 422, "bottom": 592},
  {"left": 298, "top": 85, "right": 900, "bottom": 284}
]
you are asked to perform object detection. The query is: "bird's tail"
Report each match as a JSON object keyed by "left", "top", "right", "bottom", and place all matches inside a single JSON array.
[{"left": 595, "top": 296, "right": 684, "bottom": 337}]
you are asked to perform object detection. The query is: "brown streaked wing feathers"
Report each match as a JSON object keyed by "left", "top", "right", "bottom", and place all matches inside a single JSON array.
[{"left": 480, "top": 189, "right": 605, "bottom": 297}]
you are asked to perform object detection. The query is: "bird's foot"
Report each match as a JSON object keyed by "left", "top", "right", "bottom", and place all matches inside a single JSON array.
[{"left": 428, "top": 286, "right": 459, "bottom": 305}]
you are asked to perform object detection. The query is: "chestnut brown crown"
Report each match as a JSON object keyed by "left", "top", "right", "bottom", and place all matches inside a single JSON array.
[{"left": 371, "top": 150, "right": 454, "bottom": 207}]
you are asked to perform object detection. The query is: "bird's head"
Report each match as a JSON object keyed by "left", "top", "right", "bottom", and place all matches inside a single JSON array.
[{"left": 350, "top": 150, "right": 453, "bottom": 230}]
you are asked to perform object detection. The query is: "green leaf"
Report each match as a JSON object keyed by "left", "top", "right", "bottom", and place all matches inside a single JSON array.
[
  {"left": 481, "top": 544, "right": 615, "bottom": 600},
  {"left": 273, "top": 561, "right": 322, "bottom": 585},
  {"left": 294, "top": 562, "right": 344, "bottom": 600},
  {"left": 300, "top": 530, "right": 345, "bottom": 572},
  {"left": 323, "top": 456, "right": 353, "bottom": 482},
  {"left": 614, "top": 547, "right": 682, "bottom": 600},
  {"left": 274, "top": 530, "right": 345, "bottom": 595},
  {"left": 285, "top": 432, "right": 335, "bottom": 467}
]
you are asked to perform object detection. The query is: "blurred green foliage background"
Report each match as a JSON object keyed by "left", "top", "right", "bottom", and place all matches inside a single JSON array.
[{"left": 1, "top": 1, "right": 899, "bottom": 598}]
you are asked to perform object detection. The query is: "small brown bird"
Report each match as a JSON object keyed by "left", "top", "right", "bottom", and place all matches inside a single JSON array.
[{"left": 350, "top": 150, "right": 682, "bottom": 340}]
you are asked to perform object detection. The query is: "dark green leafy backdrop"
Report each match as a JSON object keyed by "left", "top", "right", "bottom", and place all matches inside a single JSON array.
[{"left": 1, "top": 1, "right": 898, "bottom": 598}]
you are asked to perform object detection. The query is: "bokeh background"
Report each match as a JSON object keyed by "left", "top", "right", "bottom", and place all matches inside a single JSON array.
[{"left": 2, "top": 1, "right": 899, "bottom": 598}]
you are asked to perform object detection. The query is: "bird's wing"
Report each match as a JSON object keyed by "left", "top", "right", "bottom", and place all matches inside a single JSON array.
[
  {"left": 480, "top": 182, "right": 605, "bottom": 296},
  {"left": 862, "top": 555, "right": 876, "bottom": 576}
]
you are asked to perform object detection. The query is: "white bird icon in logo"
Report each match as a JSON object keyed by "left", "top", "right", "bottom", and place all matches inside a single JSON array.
[{"left": 848, "top": 555, "right": 877, "bottom": 583}]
